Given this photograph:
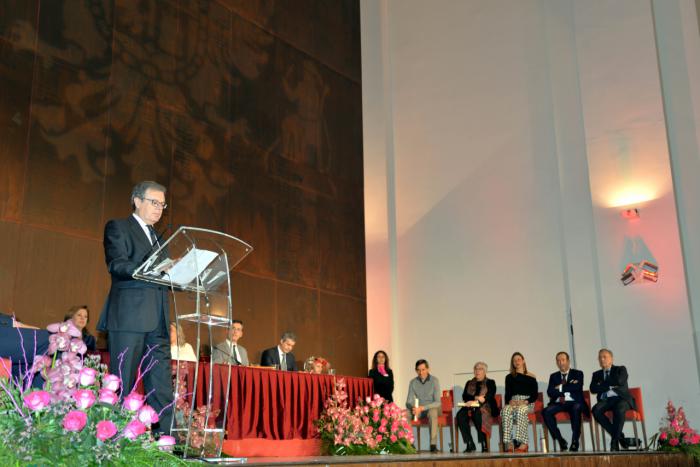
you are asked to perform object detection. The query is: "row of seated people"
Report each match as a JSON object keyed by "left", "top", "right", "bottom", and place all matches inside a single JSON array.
[
  {"left": 404, "top": 349, "right": 637, "bottom": 453},
  {"left": 171, "top": 320, "right": 333, "bottom": 374}
]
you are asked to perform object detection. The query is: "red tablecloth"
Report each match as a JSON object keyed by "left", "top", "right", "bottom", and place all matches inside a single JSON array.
[{"left": 177, "top": 363, "right": 373, "bottom": 440}]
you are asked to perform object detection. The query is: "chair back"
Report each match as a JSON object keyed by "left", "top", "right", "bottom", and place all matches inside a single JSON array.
[
  {"left": 441, "top": 389, "right": 454, "bottom": 412},
  {"left": 0, "top": 358, "right": 10, "bottom": 379},
  {"left": 628, "top": 387, "right": 645, "bottom": 421}
]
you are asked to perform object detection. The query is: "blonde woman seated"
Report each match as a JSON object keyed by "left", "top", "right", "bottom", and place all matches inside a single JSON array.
[
  {"left": 169, "top": 322, "right": 197, "bottom": 362},
  {"left": 502, "top": 352, "right": 538, "bottom": 452}
]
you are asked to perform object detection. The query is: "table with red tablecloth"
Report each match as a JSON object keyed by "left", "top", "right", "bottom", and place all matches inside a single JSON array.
[{"left": 174, "top": 363, "right": 374, "bottom": 440}]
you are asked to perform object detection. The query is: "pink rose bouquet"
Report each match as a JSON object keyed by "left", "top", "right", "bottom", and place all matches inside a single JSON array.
[
  {"left": 655, "top": 400, "right": 700, "bottom": 462},
  {"left": 316, "top": 378, "right": 415, "bottom": 455}
]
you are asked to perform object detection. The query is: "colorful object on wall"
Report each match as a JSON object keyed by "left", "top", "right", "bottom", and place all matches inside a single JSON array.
[
  {"left": 621, "top": 261, "right": 659, "bottom": 286},
  {"left": 620, "top": 208, "right": 640, "bottom": 220}
]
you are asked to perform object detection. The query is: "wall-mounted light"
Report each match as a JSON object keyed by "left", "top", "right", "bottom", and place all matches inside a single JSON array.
[
  {"left": 640, "top": 260, "right": 658, "bottom": 282},
  {"left": 620, "top": 260, "right": 659, "bottom": 286},
  {"left": 620, "top": 208, "right": 640, "bottom": 220},
  {"left": 620, "top": 263, "right": 638, "bottom": 285}
]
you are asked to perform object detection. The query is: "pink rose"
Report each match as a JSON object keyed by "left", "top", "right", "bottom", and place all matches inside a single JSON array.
[
  {"left": 669, "top": 438, "right": 680, "bottom": 446},
  {"left": 102, "top": 374, "right": 121, "bottom": 392},
  {"left": 123, "top": 420, "right": 147, "bottom": 440},
  {"left": 73, "top": 389, "right": 96, "bottom": 409},
  {"left": 98, "top": 389, "right": 119, "bottom": 405},
  {"left": 123, "top": 392, "right": 145, "bottom": 411},
  {"left": 690, "top": 435, "right": 700, "bottom": 445},
  {"left": 137, "top": 405, "right": 159, "bottom": 425},
  {"left": 376, "top": 434, "right": 383, "bottom": 443},
  {"left": 23, "top": 391, "right": 51, "bottom": 411},
  {"left": 390, "top": 434, "right": 398, "bottom": 443},
  {"left": 96, "top": 420, "right": 118, "bottom": 441},
  {"left": 63, "top": 410, "right": 87, "bottom": 432},
  {"left": 660, "top": 432, "right": 668, "bottom": 441},
  {"left": 79, "top": 367, "right": 97, "bottom": 387},
  {"left": 157, "top": 435, "right": 176, "bottom": 451}
]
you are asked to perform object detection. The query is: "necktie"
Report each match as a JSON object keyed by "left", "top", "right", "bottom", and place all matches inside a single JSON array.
[
  {"left": 601, "top": 370, "right": 609, "bottom": 400},
  {"left": 232, "top": 344, "right": 240, "bottom": 365},
  {"left": 280, "top": 353, "right": 287, "bottom": 371},
  {"left": 558, "top": 373, "right": 567, "bottom": 403},
  {"left": 148, "top": 226, "right": 159, "bottom": 246}
]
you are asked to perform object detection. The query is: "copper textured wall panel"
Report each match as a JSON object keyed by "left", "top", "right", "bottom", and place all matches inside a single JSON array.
[{"left": 0, "top": 0, "right": 365, "bottom": 375}]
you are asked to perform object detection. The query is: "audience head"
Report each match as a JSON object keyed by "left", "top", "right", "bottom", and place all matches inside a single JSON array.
[
  {"left": 371, "top": 350, "right": 390, "bottom": 370},
  {"left": 415, "top": 359, "right": 430, "bottom": 380},
  {"left": 228, "top": 320, "right": 244, "bottom": 343},
  {"left": 509, "top": 351, "right": 527, "bottom": 376},
  {"left": 169, "top": 322, "right": 186, "bottom": 346},
  {"left": 598, "top": 348, "right": 613, "bottom": 369},
  {"left": 279, "top": 331, "right": 296, "bottom": 353},
  {"left": 555, "top": 351, "right": 570, "bottom": 373},
  {"left": 473, "top": 361, "right": 488, "bottom": 380},
  {"left": 131, "top": 180, "right": 167, "bottom": 225},
  {"left": 65, "top": 305, "right": 90, "bottom": 335}
]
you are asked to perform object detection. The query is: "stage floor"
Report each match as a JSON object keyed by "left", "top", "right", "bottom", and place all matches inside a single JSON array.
[{"left": 229, "top": 450, "right": 691, "bottom": 466}]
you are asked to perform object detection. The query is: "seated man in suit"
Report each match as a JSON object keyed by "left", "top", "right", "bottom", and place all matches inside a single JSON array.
[
  {"left": 406, "top": 359, "right": 441, "bottom": 453},
  {"left": 589, "top": 348, "right": 636, "bottom": 451},
  {"left": 0, "top": 312, "right": 49, "bottom": 385},
  {"left": 261, "top": 331, "right": 298, "bottom": 371},
  {"left": 212, "top": 320, "right": 248, "bottom": 365},
  {"left": 542, "top": 351, "right": 589, "bottom": 452}
]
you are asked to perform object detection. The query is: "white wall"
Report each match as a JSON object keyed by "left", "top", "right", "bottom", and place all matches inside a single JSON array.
[{"left": 362, "top": 0, "right": 700, "bottom": 450}]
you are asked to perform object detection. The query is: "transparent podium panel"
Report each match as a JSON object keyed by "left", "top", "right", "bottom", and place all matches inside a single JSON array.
[{"left": 133, "top": 226, "right": 252, "bottom": 460}]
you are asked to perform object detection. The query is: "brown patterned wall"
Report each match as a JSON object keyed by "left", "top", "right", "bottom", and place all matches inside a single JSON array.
[{"left": 0, "top": 0, "right": 366, "bottom": 376}]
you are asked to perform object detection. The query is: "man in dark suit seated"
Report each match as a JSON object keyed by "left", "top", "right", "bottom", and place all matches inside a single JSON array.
[
  {"left": 97, "top": 181, "right": 173, "bottom": 434},
  {"left": 589, "top": 348, "right": 636, "bottom": 451},
  {"left": 0, "top": 312, "right": 49, "bottom": 385},
  {"left": 542, "top": 351, "right": 589, "bottom": 452},
  {"left": 260, "top": 331, "right": 298, "bottom": 371}
]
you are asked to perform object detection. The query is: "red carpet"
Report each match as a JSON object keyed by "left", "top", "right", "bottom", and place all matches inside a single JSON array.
[{"left": 222, "top": 438, "right": 322, "bottom": 457}]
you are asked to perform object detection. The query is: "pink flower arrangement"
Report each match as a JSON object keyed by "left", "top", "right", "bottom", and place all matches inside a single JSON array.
[
  {"left": 96, "top": 420, "right": 118, "bottom": 441},
  {"left": 138, "top": 405, "right": 160, "bottom": 425},
  {"left": 102, "top": 374, "right": 121, "bottom": 392},
  {"left": 123, "top": 392, "right": 145, "bottom": 411},
  {"left": 316, "top": 379, "right": 415, "bottom": 455},
  {"left": 63, "top": 410, "right": 88, "bottom": 432},
  {"left": 98, "top": 388, "right": 119, "bottom": 405},
  {"left": 123, "top": 420, "right": 147, "bottom": 440},
  {"left": 0, "top": 320, "right": 182, "bottom": 465},
  {"left": 656, "top": 400, "right": 700, "bottom": 462},
  {"left": 23, "top": 390, "right": 52, "bottom": 411},
  {"left": 73, "top": 389, "right": 97, "bottom": 409},
  {"left": 78, "top": 367, "right": 97, "bottom": 386}
]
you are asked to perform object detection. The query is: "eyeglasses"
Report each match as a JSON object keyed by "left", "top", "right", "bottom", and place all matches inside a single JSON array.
[{"left": 141, "top": 197, "right": 167, "bottom": 209}]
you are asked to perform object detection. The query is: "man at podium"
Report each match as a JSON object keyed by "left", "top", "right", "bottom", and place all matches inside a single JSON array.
[{"left": 97, "top": 180, "right": 173, "bottom": 435}]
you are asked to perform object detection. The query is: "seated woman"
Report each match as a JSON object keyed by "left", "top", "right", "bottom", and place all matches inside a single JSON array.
[
  {"left": 455, "top": 361, "right": 499, "bottom": 452},
  {"left": 501, "top": 352, "right": 538, "bottom": 452},
  {"left": 169, "top": 322, "right": 197, "bottom": 362},
  {"left": 64, "top": 305, "right": 96, "bottom": 352},
  {"left": 368, "top": 350, "right": 394, "bottom": 402}
]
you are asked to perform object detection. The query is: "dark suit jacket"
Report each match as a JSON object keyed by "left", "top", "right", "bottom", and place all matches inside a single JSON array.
[
  {"left": 546, "top": 368, "right": 590, "bottom": 414},
  {"left": 261, "top": 346, "right": 298, "bottom": 371},
  {"left": 97, "top": 216, "right": 169, "bottom": 333},
  {"left": 462, "top": 377, "right": 500, "bottom": 417},
  {"left": 589, "top": 365, "right": 636, "bottom": 410}
]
